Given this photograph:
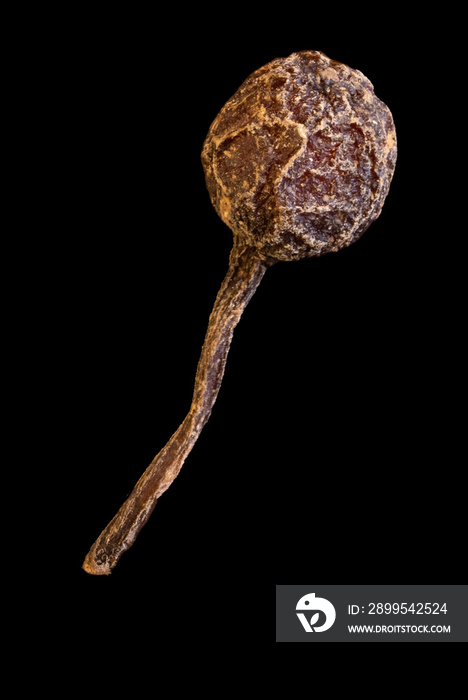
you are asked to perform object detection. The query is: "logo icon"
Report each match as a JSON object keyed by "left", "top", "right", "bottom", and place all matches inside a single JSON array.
[{"left": 296, "top": 593, "right": 336, "bottom": 632}]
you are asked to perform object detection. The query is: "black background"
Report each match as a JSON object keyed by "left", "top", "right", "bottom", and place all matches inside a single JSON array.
[{"left": 31, "top": 8, "right": 463, "bottom": 648}]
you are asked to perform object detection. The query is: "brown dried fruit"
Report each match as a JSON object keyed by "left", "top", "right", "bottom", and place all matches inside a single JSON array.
[
  {"left": 202, "top": 50, "right": 396, "bottom": 261},
  {"left": 83, "top": 50, "right": 396, "bottom": 575}
]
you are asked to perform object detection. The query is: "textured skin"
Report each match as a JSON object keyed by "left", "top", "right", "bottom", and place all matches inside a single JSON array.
[{"left": 202, "top": 50, "right": 397, "bottom": 261}]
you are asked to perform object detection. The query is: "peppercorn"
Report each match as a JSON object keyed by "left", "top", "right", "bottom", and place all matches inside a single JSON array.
[
  {"left": 202, "top": 50, "right": 396, "bottom": 262},
  {"left": 83, "top": 51, "right": 396, "bottom": 575}
]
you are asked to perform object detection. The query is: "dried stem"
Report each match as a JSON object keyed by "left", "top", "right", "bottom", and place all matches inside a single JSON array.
[{"left": 83, "top": 242, "right": 275, "bottom": 575}]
